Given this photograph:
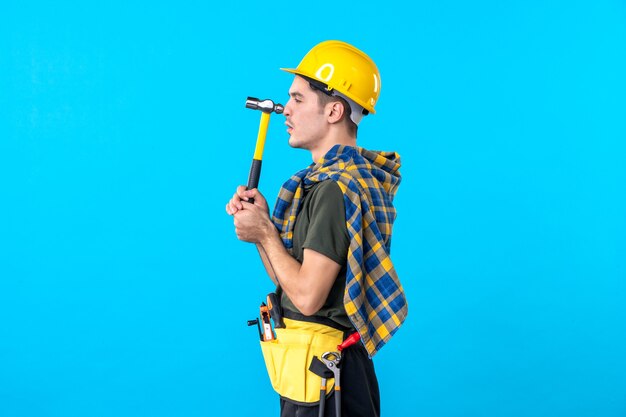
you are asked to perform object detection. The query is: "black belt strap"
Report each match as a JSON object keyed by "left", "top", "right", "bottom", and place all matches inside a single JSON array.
[{"left": 282, "top": 309, "right": 353, "bottom": 335}]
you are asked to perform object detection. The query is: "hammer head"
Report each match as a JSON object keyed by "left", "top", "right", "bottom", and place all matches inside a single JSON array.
[{"left": 246, "top": 97, "right": 284, "bottom": 114}]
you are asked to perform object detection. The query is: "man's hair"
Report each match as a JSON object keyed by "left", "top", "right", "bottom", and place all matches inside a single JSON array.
[{"left": 306, "top": 82, "right": 358, "bottom": 138}]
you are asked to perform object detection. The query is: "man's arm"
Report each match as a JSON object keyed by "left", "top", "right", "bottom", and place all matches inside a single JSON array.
[
  {"left": 226, "top": 186, "right": 341, "bottom": 308},
  {"left": 230, "top": 187, "right": 342, "bottom": 316},
  {"left": 257, "top": 227, "right": 341, "bottom": 316}
]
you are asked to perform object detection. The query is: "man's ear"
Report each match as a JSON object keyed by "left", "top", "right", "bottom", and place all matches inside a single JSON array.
[{"left": 327, "top": 100, "right": 346, "bottom": 124}]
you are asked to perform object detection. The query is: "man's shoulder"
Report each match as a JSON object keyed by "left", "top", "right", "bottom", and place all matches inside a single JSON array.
[
  {"left": 309, "top": 180, "right": 343, "bottom": 200},
  {"left": 301, "top": 180, "right": 345, "bottom": 217}
]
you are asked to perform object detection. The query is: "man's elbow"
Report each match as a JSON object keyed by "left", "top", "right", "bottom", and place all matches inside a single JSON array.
[
  {"left": 293, "top": 297, "right": 324, "bottom": 316},
  {"left": 298, "top": 305, "right": 319, "bottom": 316}
]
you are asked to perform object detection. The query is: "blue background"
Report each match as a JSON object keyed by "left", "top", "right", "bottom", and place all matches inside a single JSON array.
[{"left": 1, "top": 1, "right": 625, "bottom": 416}]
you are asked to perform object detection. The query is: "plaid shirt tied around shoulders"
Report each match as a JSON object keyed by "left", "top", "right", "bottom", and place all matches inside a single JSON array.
[{"left": 272, "top": 144, "right": 408, "bottom": 357}]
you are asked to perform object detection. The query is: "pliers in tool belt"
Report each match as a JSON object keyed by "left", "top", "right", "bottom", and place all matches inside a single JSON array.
[{"left": 320, "top": 351, "right": 342, "bottom": 417}]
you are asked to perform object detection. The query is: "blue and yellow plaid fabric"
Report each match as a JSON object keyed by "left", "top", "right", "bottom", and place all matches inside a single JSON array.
[{"left": 272, "top": 144, "right": 408, "bottom": 357}]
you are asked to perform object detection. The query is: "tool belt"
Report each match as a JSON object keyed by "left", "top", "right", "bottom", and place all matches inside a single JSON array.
[{"left": 259, "top": 312, "right": 347, "bottom": 405}]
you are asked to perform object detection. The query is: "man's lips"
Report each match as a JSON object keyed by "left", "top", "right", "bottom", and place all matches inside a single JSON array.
[{"left": 285, "top": 121, "right": 293, "bottom": 134}]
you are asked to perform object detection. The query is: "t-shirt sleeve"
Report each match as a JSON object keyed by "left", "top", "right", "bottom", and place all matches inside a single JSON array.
[{"left": 302, "top": 181, "right": 350, "bottom": 265}]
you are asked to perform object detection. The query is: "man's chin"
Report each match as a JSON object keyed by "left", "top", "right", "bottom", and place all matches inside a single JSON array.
[{"left": 287, "top": 136, "right": 299, "bottom": 148}]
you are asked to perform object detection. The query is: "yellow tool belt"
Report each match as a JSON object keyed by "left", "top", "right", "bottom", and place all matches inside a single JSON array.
[{"left": 260, "top": 317, "right": 344, "bottom": 405}]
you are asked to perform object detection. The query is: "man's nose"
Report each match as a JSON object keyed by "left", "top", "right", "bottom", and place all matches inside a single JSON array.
[{"left": 283, "top": 100, "right": 292, "bottom": 117}]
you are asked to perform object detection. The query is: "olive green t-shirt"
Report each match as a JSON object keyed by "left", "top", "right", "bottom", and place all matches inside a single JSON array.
[{"left": 278, "top": 180, "right": 352, "bottom": 330}]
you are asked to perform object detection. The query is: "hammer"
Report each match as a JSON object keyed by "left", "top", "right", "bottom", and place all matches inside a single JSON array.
[{"left": 245, "top": 97, "right": 284, "bottom": 203}]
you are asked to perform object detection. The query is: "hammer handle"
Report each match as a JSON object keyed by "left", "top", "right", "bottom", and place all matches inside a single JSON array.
[
  {"left": 246, "top": 112, "right": 271, "bottom": 204},
  {"left": 246, "top": 158, "right": 262, "bottom": 204}
]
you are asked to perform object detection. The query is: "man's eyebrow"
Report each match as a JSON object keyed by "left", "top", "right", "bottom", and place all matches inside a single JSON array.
[{"left": 288, "top": 91, "right": 304, "bottom": 98}]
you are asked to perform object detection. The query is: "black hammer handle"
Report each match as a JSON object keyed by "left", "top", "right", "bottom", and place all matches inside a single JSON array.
[{"left": 246, "top": 159, "right": 262, "bottom": 204}]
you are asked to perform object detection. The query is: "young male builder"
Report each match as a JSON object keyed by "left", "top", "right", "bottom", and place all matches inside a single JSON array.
[{"left": 225, "top": 40, "right": 408, "bottom": 417}]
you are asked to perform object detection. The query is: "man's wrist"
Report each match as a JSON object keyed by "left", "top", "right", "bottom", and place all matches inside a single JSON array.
[{"left": 259, "top": 219, "right": 278, "bottom": 247}]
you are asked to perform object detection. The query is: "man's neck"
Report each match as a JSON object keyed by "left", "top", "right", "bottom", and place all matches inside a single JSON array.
[{"left": 310, "top": 132, "right": 356, "bottom": 162}]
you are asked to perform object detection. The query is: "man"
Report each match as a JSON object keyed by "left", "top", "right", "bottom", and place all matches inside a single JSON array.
[{"left": 226, "top": 40, "right": 407, "bottom": 417}]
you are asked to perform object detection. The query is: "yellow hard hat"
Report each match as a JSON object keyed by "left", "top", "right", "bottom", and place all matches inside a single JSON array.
[{"left": 281, "top": 40, "right": 381, "bottom": 115}]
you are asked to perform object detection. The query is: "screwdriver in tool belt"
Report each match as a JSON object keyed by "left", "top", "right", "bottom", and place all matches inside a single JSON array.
[{"left": 260, "top": 303, "right": 275, "bottom": 341}]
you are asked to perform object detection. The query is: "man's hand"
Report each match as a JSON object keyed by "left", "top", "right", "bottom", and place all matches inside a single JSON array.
[
  {"left": 226, "top": 185, "right": 269, "bottom": 215},
  {"left": 226, "top": 187, "right": 272, "bottom": 243}
]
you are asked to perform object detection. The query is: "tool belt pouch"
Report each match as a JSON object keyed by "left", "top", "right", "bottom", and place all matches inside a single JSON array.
[{"left": 260, "top": 317, "right": 343, "bottom": 405}]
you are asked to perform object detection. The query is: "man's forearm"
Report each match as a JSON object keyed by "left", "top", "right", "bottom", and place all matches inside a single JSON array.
[
  {"left": 259, "top": 229, "right": 312, "bottom": 311},
  {"left": 256, "top": 243, "right": 279, "bottom": 286},
  {"left": 253, "top": 215, "right": 340, "bottom": 316},
  {"left": 261, "top": 229, "right": 336, "bottom": 315},
  {"left": 260, "top": 231, "right": 302, "bottom": 288}
]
